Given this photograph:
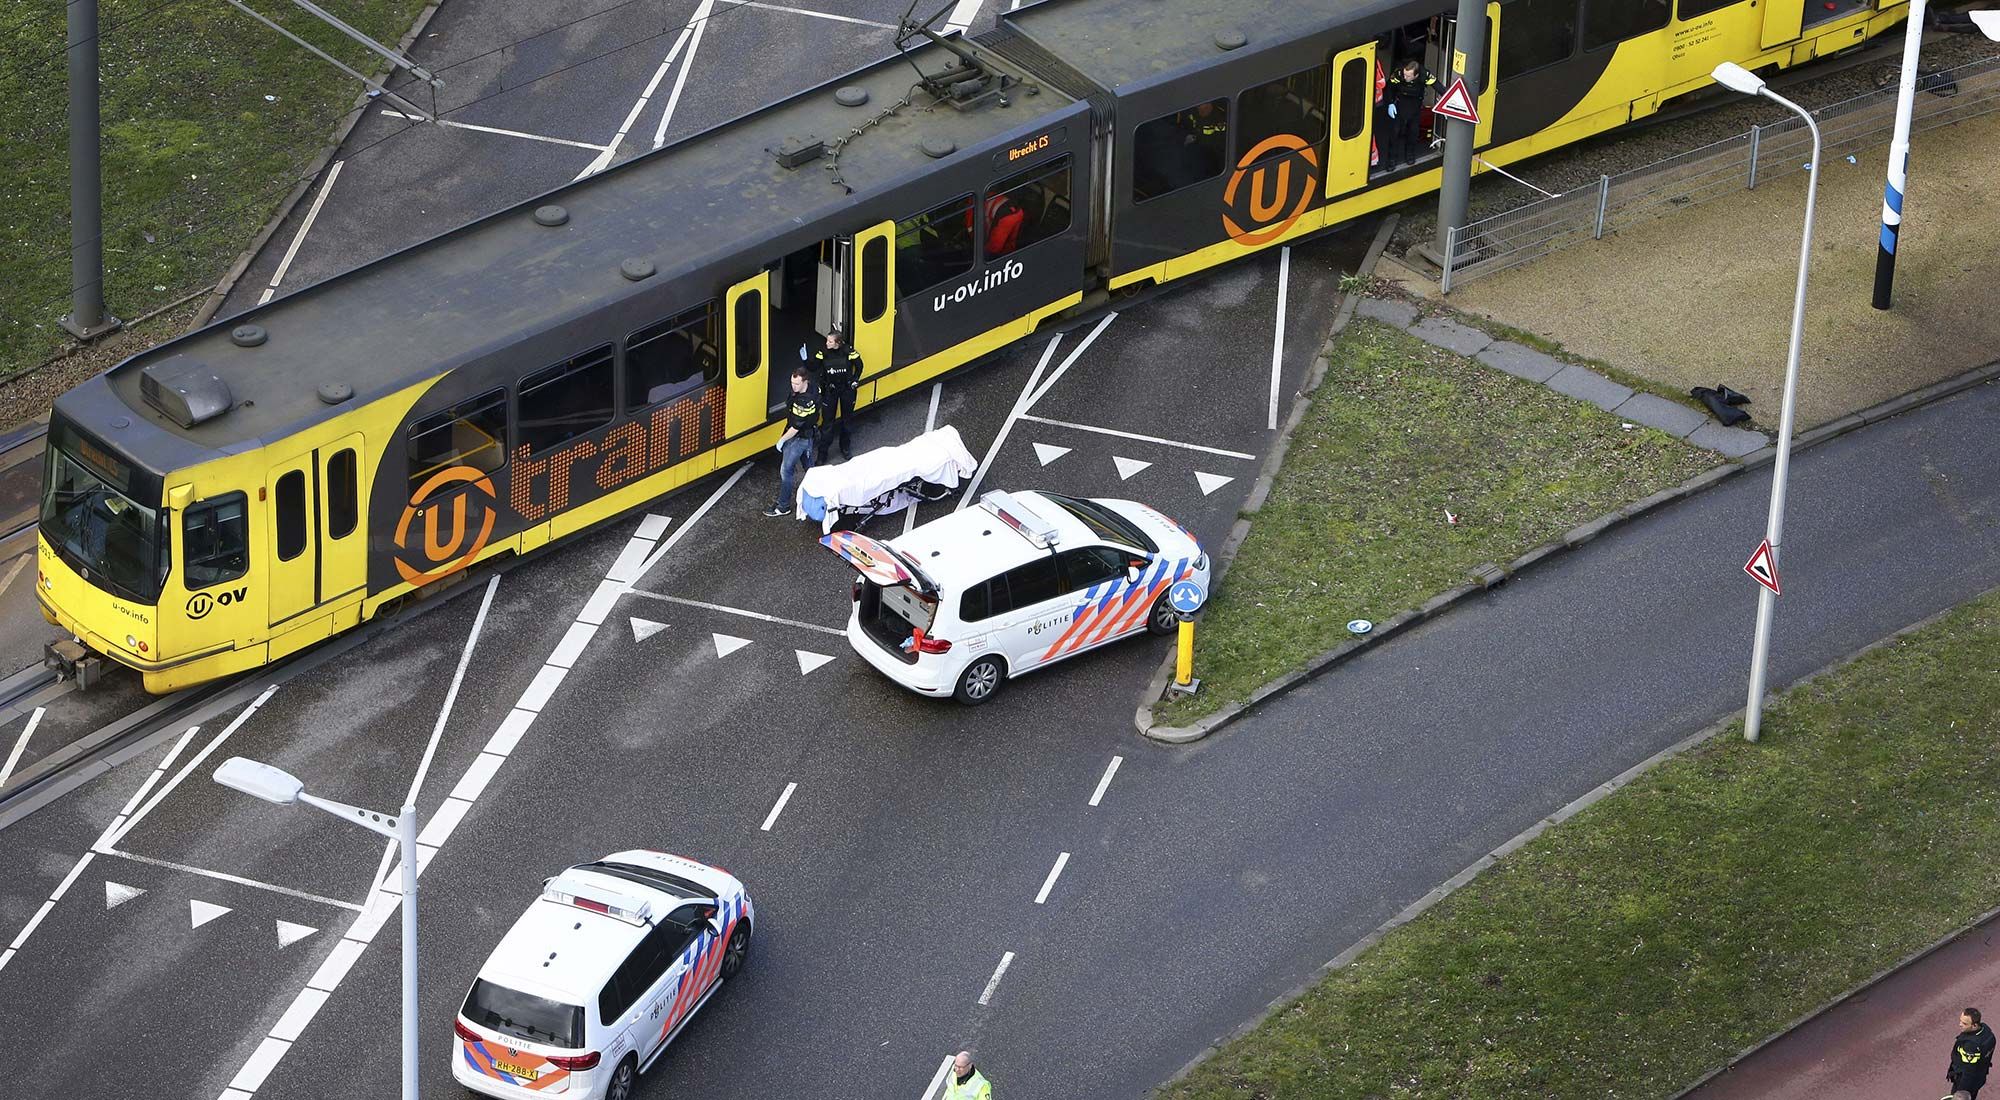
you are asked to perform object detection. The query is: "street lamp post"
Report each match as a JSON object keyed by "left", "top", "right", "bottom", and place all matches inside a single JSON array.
[
  {"left": 214, "top": 757, "right": 421, "bottom": 1100},
  {"left": 1710, "top": 62, "right": 1821, "bottom": 743}
]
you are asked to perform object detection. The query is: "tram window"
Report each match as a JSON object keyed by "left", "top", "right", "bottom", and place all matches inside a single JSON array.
[
  {"left": 732, "top": 290, "right": 763, "bottom": 377},
  {"left": 1132, "top": 98, "right": 1228, "bottom": 201},
  {"left": 326, "top": 448, "right": 358, "bottom": 540},
  {"left": 520, "top": 345, "right": 615, "bottom": 452},
  {"left": 182, "top": 492, "right": 249, "bottom": 589},
  {"left": 407, "top": 388, "right": 507, "bottom": 490},
  {"left": 1676, "top": 0, "right": 1739, "bottom": 18},
  {"left": 860, "top": 235, "right": 888, "bottom": 323},
  {"left": 1237, "top": 67, "right": 1329, "bottom": 161},
  {"left": 627, "top": 303, "right": 720, "bottom": 411},
  {"left": 1497, "top": 0, "right": 1579, "bottom": 81},
  {"left": 893, "top": 194, "right": 976, "bottom": 299},
  {"left": 1584, "top": 0, "right": 1669, "bottom": 48},
  {"left": 982, "top": 156, "right": 1071, "bottom": 261},
  {"left": 275, "top": 470, "right": 307, "bottom": 562},
  {"left": 1338, "top": 57, "right": 1368, "bottom": 140}
]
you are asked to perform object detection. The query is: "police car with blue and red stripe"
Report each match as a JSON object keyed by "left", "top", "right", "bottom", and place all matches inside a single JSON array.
[
  {"left": 824, "top": 489, "right": 1209, "bottom": 704},
  {"left": 452, "top": 850, "right": 753, "bottom": 1100}
]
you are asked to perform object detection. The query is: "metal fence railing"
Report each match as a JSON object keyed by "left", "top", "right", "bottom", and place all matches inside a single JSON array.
[{"left": 1439, "top": 55, "right": 2000, "bottom": 293}]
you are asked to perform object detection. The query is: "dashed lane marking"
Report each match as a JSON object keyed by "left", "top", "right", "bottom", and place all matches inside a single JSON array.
[
  {"left": 625, "top": 589, "right": 846, "bottom": 636},
  {"left": 920, "top": 1054, "right": 954, "bottom": 1100},
  {"left": 1033, "top": 852, "right": 1070, "bottom": 905},
  {"left": 943, "top": 0, "right": 983, "bottom": 33},
  {"left": 104, "top": 685, "right": 278, "bottom": 851},
  {"left": 1088, "top": 755, "right": 1122, "bottom": 807},
  {"left": 759, "top": 782, "right": 797, "bottom": 831},
  {"left": 1016, "top": 415, "right": 1256, "bottom": 461},
  {"left": 977, "top": 950, "right": 1015, "bottom": 1006},
  {"left": 1269, "top": 245, "right": 1290, "bottom": 431}
]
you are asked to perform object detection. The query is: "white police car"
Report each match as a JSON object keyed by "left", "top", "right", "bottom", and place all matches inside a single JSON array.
[
  {"left": 452, "top": 850, "right": 753, "bottom": 1100},
  {"left": 823, "top": 489, "right": 1210, "bottom": 704}
]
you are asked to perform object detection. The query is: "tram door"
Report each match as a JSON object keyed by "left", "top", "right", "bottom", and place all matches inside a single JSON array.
[
  {"left": 1433, "top": 3, "right": 1500, "bottom": 147},
  {"left": 847, "top": 220, "right": 896, "bottom": 398},
  {"left": 266, "top": 450, "right": 320, "bottom": 625},
  {"left": 725, "top": 270, "right": 771, "bottom": 438},
  {"left": 1327, "top": 42, "right": 1378, "bottom": 197},
  {"left": 318, "top": 435, "right": 365, "bottom": 605}
]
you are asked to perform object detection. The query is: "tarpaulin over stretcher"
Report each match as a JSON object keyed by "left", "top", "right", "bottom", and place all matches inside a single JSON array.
[{"left": 797, "top": 425, "right": 977, "bottom": 530}]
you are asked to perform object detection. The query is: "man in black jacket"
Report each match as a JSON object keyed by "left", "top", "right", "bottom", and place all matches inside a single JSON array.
[
  {"left": 1382, "top": 57, "right": 1435, "bottom": 167},
  {"left": 811, "top": 327, "right": 864, "bottom": 460},
  {"left": 1951, "top": 1006, "right": 1996, "bottom": 1099}
]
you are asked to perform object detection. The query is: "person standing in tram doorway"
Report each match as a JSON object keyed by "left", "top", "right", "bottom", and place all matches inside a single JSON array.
[
  {"left": 811, "top": 326, "right": 863, "bottom": 461},
  {"left": 1383, "top": 56, "right": 1435, "bottom": 167},
  {"left": 765, "top": 365, "right": 820, "bottom": 518}
]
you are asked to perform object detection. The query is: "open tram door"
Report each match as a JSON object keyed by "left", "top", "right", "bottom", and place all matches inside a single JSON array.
[
  {"left": 1327, "top": 41, "right": 1378, "bottom": 196},
  {"left": 724, "top": 270, "right": 771, "bottom": 439},
  {"left": 1430, "top": 3, "right": 1500, "bottom": 148},
  {"left": 843, "top": 220, "right": 896, "bottom": 404}
]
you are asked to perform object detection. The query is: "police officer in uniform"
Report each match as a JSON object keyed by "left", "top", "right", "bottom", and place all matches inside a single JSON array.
[
  {"left": 943, "top": 1050, "right": 991, "bottom": 1100},
  {"left": 764, "top": 365, "right": 819, "bottom": 518},
  {"left": 810, "top": 327, "right": 863, "bottom": 460},
  {"left": 1382, "top": 57, "right": 1436, "bottom": 167},
  {"left": 1951, "top": 1007, "right": 1996, "bottom": 1100}
]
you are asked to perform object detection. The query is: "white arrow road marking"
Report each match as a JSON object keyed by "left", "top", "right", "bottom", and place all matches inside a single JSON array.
[
  {"left": 631, "top": 617, "right": 669, "bottom": 643},
  {"left": 1113, "top": 456, "right": 1152, "bottom": 480},
  {"left": 713, "top": 633, "right": 751, "bottom": 658},
  {"left": 1032, "top": 442, "right": 1070, "bottom": 466},
  {"left": 190, "top": 899, "right": 231, "bottom": 929},
  {"left": 276, "top": 920, "right": 318, "bottom": 948},
  {"left": 104, "top": 881, "right": 144, "bottom": 910},
  {"left": 1195, "top": 471, "right": 1235, "bottom": 496},
  {"left": 795, "top": 650, "right": 835, "bottom": 675}
]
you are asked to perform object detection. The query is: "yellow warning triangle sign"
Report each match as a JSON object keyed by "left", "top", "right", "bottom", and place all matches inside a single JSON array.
[{"left": 1433, "top": 76, "right": 1479, "bottom": 124}]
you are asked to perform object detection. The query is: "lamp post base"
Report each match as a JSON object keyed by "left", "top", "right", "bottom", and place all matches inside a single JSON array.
[{"left": 59, "top": 312, "right": 123, "bottom": 341}]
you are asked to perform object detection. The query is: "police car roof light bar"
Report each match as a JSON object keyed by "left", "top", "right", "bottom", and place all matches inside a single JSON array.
[
  {"left": 543, "top": 874, "right": 655, "bottom": 926},
  {"left": 979, "top": 490, "right": 1061, "bottom": 549}
]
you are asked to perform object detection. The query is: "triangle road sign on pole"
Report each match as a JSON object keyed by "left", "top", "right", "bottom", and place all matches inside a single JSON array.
[
  {"left": 1433, "top": 76, "right": 1479, "bottom": 125},
  {"left": 1744, "top": 539, "right": 1781, "bottom": 596}
]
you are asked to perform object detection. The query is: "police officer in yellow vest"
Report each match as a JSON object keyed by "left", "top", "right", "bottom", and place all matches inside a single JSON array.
[{"left": 944, "top": 1050, "right": 991, "bottom": 1100}]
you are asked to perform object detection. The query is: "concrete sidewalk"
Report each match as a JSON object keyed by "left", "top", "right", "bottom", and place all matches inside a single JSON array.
[{"left": 1687, "top": 913, "right": 2000, "bottom": 1100}]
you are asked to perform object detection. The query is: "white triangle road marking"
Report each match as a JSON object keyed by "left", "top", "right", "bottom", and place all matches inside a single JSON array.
[
  {"left": 1032, "top": 442, "right": 1070, "bottom": 467},
  {"left": 190, "top": 899, "right": 231, "bottom": 929},
  {"left": 1113, "top": 456, "right": 1152, "bottom": 481},
  {"left": 713, "top": 633, "right": 751, "bottom": 659},
  {"left": 630, "top": 617, "right": 669, "bottom": 643},
  {"left": 795, "top": 650, "right": 835, "bottom": 676},
  {"left": 276, "top": 919, "right": 318, "bottom": 948},
  {"left": 104, "top": 881, "right": 144, "bottom": 910},
  {"left": 1194, "top": 471, "right": 1235, "bottom": 496}
]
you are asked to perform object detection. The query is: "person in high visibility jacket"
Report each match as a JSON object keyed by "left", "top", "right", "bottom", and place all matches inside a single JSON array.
[
  {"left": 809, "top": 327, "right": 863, "bottom": 459},
  {"left": 1382, "top": 57, "right": 1435, "bottom": 167},
  {"left": 944, "top": 1050, "right": 992, "bottom": 1100}
]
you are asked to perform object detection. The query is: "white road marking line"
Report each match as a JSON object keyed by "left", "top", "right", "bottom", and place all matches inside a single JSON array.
[
  {"left": 633, "top": 464, "right": 749, "bottom": 585},
  {"left": 4, "top": 846, "right": 98, "bottom": 971},
  {"left": 96, "top": 848, "right": 363, "bottom": 911},
  {"left": 1088, "top": 755, "right": 1122, "bottom": 806},
  {"left": 977, "top": 950, "right": 1015, "bottom": 1005},
  {"left": 377, "top": 109, "right": 613, "bottom": 152},
  {"left": 944, "top": 0, "right": 983, "bottom": 33},
  {"left": 626, "top": 589, "right": 845, "bottom": 636},
  {"left": 268, "top": 986, "right": 327, "bottom": 1040},
  {"left": 213, "top": 503, "right": 709, "bottom": 1097},
  {"left": 0, "top": 552, "right": 31, "bottom": 600},
  {"left": 548, "top": 620, "right": 601, "bottom": 668},
  {"left": 744, "top": 0, "right": 895, "bottom": 27},
  {"left": 1269, "top": 244, "right": 1290, "bottom": 430},
  {"left": 259, "top": 160, "right": 344, "bottom": 306},
  {"left": 636, "top": 512, "right": 672, "bottom": 540},
  {"left": 760, "top": 781, "right": 797, "bottom": 831},
  {"left": 575, "top": 25, "right": 692, "bottom": 179},
  {"left": 905, "top": 382, "right": 944, "bottom": 535},
  {"left": 920, "top": 1054, "right": 955, "bottom": 1100},
  {"left": 1016, "top": 415, "right": 1257, "bottom": 460},
  {"left": 653, "top": 0, "right": 719, "bottom": 150},
  {"left": 1024, "top": 311, "right": 1115, "bottom": 410},
  {"left": 448, "top": 752, "right": 505, "bottom": 802},
  {"left": 1033, "top": 851, "right": 1070, "bottom": 905},
  {"left": 606, "top": 530, "right": 663, "bottom": 583},
  {"left": 105, "top": 685, "right": 278, "bottom": 851},
  {"left": 960, "top": 335, "right": 1062, "bottom": 510},
  {"left": 516, "top": 664, "right": 569, "bottom": 713},
  {"left": 0, "top": 706, "right": 44, "bottom": 788},
  {"left": 103, "top": 725, "right": 201, "bottom": 841}
]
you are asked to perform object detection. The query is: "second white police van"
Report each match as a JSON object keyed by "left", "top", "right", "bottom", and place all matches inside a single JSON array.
[
  {"left": 824, "top": 489, "right": 1210, "bottom": 704},
  {"left": 452, "top": 850, "right": 753, "bottom": 1100}
]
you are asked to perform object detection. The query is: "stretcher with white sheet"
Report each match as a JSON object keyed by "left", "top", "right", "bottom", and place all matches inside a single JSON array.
[{"left": 795, "top": 426, "right": 978, "bottom": 534}]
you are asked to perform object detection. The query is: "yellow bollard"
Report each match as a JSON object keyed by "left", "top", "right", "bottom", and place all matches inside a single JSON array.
[{"left": 1174, "top": 617, "right": 1197, "bottom": 691}]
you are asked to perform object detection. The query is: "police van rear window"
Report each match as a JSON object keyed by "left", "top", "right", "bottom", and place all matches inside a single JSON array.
[
  {"left": 575, "top": 861, "right": 704, "bottom": 900},
  {"left": 462, "top": 979, "right": 584, "bottom": 1048}
]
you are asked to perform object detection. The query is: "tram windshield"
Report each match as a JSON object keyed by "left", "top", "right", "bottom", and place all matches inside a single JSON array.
[{"left": 40, "top": 440, "right": 168, "bottom": 604}]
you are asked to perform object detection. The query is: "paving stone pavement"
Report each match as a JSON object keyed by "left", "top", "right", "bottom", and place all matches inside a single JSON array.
[{"left": 1363, "top": 298, "right": 1770, "bottom": 456}]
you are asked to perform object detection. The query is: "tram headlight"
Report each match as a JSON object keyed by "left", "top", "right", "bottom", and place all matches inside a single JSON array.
[{"left": 126, "top": 634, "right": 138, "bottom": 649}]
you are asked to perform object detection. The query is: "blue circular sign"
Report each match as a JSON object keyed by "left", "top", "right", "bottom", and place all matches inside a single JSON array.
[{"left": 1167, "top": 579, "right": 1207, "bottom": 615}]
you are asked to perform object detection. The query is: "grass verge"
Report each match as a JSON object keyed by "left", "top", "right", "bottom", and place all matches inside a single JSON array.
[
  {"left": 1161, "top": 585, "right": 2000, "bottom": 1099},
  {"left": 0, "top": 0, "right": 427, "bottom": 386},
  {"left": 1153, "top": 317, "right": 1716, "bottom": 726}
]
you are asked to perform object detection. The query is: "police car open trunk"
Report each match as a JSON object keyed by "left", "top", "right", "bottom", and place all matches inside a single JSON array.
[{"left": 822, "top": 530, "right": 940, "bottom": 664}]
